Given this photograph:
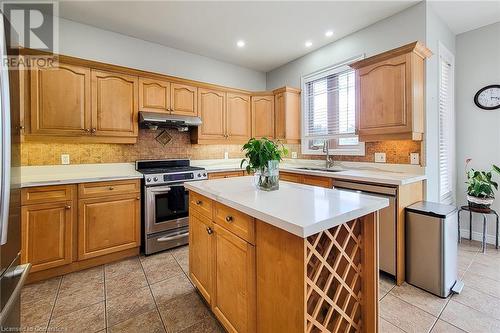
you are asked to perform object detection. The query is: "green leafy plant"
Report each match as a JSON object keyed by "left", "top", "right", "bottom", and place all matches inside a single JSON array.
[
  {"left": 240, "top": 137, "right": 288, "bottom": 174},
  {"left": 465, "top": 159, "right": 500, "bottom": 198}
]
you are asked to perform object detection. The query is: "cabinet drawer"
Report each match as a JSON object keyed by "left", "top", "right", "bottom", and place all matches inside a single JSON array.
[
  {"left": 21, "top": 185, "right": 75, "bottom": 205},
  {"left": 78, "top": 179, "right": 140, "bottom": 198},
  {"left": 214, "top": 202, "right": 255, "bottom": 244},
  {"left": 208, "top": 171, "right": 244, "bottom": 180},
  {"left": 189, "top": 192, "right": 213, "bottom": 220},
  {"left": 303, "top": 175, "right": 332, "bottom": 188},
  {"left": 280, "top": 172, "right": 303, "bottom": 184}
]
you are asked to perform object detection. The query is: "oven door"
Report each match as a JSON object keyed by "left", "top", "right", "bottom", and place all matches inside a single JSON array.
[{"left": 145, "top": 184, "right": 189, "bottom": 234}]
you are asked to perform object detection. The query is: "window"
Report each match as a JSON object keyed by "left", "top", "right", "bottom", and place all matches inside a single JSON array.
[
  {"left": 438, "top": 43, "right": 455, "bottom": 204},
  {"left": 301, "top": 61, "right": 364, "bottom": 155}
]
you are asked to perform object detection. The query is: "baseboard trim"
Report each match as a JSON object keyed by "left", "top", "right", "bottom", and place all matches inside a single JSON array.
[{"left": 460, "top": 229, "right": 497, "bottom": 245}]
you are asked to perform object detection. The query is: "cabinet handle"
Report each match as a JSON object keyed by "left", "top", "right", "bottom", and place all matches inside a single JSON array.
[
  {"left": 65, "top": 205, "right": 71, "bottom": 209},
  {"left": 206, "top": 227, "right": 213, "bottom": 235},
  {"left": 195, "top": 200, "right": 202, "bottom": 205},
  {"left": 225, "top": 215, "right": 233, "bottom": 223},
  {"left": 109, "top": 186, "right": 114, "bottom": 190},
  {"left": 91, "top": 128, "right": 96, "bottom": 134},
  {"left": 83, "top": 128, "right": 90, "bottom": 133},
  {"left": 136, "top": 196, "right": 140, "bottom": 200}
]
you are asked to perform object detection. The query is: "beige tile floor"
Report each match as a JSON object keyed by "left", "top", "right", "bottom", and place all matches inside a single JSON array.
[{"left": 21, "top": 239, "right": 500, "bottom": 333}]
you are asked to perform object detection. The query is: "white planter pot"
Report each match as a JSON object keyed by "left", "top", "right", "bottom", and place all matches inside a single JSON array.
[{"left": 467, "top": 195, "right": 494, "bottom": 209}]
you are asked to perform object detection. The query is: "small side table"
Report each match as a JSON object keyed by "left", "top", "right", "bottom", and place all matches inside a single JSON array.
[{"left": 458, "top": 205, "right": 499, "bottom": 253}]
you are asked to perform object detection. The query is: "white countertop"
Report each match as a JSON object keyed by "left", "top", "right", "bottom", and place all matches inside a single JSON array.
[
  {"left": 185, "top": 176, "right": 389, "bottom": 238},
  {"left": 19, "top": 163, "right": 142, "bottom": 187},
  {"left": 192, "top": 159, "right": 426, "bottom": 186}
]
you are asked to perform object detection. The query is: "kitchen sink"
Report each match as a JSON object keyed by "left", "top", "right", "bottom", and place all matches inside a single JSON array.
[{"left": 296, "top": 167, "right": 343, "bottom": 173}]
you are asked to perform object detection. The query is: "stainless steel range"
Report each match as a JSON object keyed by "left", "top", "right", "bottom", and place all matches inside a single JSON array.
[{"left": 136, "top": 159, "right": 207, "bottom": 254}]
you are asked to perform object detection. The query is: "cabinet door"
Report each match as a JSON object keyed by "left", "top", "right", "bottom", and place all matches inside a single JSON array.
[
  {"left": 357, "top": 54, "right": 411, "bottom": 136},
  {"left": 197, "top": 88, "right": 225, "bottom": 140},
  {"left": 226, "top": 93, "right": 251, "bottom": 142},
  {"left": 208, "top": 171, "right": 244, "bottom": 180},
  {"left": 251, "top": 96, "right": 274, "bottom": 139},
  {"left": 279, "top": 171, "right": 303, "bottom": 184},
  {"left": 189, "top": 212, "right": 214, "bottom": 304},
  {"left": 30, "top": 63, "right": 91, "bottom": 135},
  {"left": 91, "top": 70, "right": 138, "bottom": 137},
  {"left": 171, "top": 83, "right": 197, "bottom": 116},
  {"left": 21, "top": 201, "right": 74, "bottom": 272},
  {"left": 213, "top": 224, "right": 255, "bottom": 333},
  {"left": 303, "top": 175, "right": 332, "bottom": 188},
  {"left": 139, "top": 78, "right": 170, "bottom": 113},
  {"left": 78, "top": 194, "right": 140, "bottom": 260},
  {"left": 275, "top": 91, "right": 300, "bottom": 143}
]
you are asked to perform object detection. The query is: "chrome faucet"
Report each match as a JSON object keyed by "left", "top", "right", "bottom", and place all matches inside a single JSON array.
[{"left": 323, "top": 140, "right": 334, "bottom": 169}]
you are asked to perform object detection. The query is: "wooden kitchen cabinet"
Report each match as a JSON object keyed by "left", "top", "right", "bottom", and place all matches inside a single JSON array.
[
  {"left": 208, "top": 171, "right": 244, "bottom": 180},
  {"left": 350, "top": 41, "right": 432, "bottom": 142},
  {"left": 280, "top": 171, "right": 332, "bottom": 188},
  {"left": 251, "top": 95, "right": 274, "bottom": 139},
  {"left": 189, "top": 211, "right": 214, "bottom": 304},
  {"left": 196, "top": 88, "right": 226, "bottom": 141},
  {"left": 274, "top": 87, "right": 301, "bottom": 143},
  {"left": 171, "top": 82, "right": 197, "bottom": 116},
  {"left": 226, "top": 93, "right": 251, "bottom": 142},
  {"left": 29, "top": 63, "right": 91, "bottom": 136},
  {"left": 138, "top": 77, "right": 170, "bottom": 113},
  {"left": 78, "top": 193, "right": 140, "bottom": 260},
  {"left": 212, "top": 224, "right": 256, "bottom": 333},
  {"left": 21, "top": 200, "right": 75, "bottom": 273},
  {"left": 91, "top": 70, "right": 138, "bottom": 138}
]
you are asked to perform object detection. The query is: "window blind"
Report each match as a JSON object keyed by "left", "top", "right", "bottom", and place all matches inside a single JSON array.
[
  {"left": 303, "top": 69, "right": 355, "bottom": 140},
  {"left": 438, "top": 49, "right": 455, "bottom": 204}
]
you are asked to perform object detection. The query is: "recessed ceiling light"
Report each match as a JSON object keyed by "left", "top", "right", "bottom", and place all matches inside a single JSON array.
[
  {"left": 305, "top": 41, "right": 312, "bottom": 48},
  {"left": 325, "top": 30, "right": 334, "bottom": 37},
  {"left": 236, "top": 40, "right": 245, "bottom": 48}
]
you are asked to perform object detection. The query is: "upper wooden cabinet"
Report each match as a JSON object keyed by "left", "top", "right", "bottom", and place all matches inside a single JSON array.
[
  {"left": 226, "top": 93, "right": 251, "bottom": 142},
  {"left": 273, "top": 87, "right": 301, "bottom": 143},
  {"left": 350, "top": 41, "right": 432, "bottom": 141},
  {"left": 138, "top": 78, "right": 170, "bottom": 113},
  {"left": 171, "top": 83, "right": 197, "bottom": 116},
  {"left": 196, "top": 88, "right": 226, "bottom": 141},
  {"left": 91, "top": 70, "right": 138, "bottom": 138},
  {"left": 251, "top": 95, "right": 274, "bottom": 139},
  {"left": 30, "top": 63, "right": 91, "bottom": 136}
]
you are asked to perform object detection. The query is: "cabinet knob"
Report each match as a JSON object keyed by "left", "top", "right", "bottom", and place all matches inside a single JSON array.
[
  {"left": 206, "top": 227, "right": 213, "bottom": 235},
  {"left": 65, "top": 205, "right": 71, "bottom": 209},
  {"left": 195, "top": 200, "right": 202, "bottom": 205},
  {"left": 83, "top": 128, "right": 90, "bottom": 133},
  {"left": 109, "top": 186, "right": 114, "bottom": 190},
  {"left": 225, "top": 215, "right": 233, "bottom": 223},
  {"left": 91, "top": 128, "right": 96, "bottom": 134}
]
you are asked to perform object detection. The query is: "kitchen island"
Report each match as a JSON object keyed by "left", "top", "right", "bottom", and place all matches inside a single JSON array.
[{"left": 185, "top": 176, "right": 388, "bottom": 333}]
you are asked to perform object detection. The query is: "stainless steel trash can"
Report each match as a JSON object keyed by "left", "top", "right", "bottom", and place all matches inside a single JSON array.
[{"left": 405, "top": 201, "right": 458, "bottom": 298}]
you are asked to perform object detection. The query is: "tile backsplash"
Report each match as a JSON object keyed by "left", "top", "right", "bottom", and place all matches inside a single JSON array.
[{"left": 21, "top": 129, "right": 422, "bottom": 166}]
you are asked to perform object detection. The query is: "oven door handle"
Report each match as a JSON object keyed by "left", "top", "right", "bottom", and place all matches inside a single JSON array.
[
  {"left": 157, "top": 232, "right": 188, "bottom": 242},
  {"left": 148, "top": 186, "right": 171, "bottom": 193}
]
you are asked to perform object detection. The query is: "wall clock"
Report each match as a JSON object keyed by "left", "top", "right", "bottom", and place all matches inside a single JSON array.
[{"left": 474, "top": 84, "right": 500, "bottom": 110}]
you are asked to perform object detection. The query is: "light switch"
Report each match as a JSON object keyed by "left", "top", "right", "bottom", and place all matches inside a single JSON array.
[
  {"left": 374, "top": 152, "right": 386, "bottom": 163},
  {"left": 291, "top": 152, "right": 298, "bottom": 159},
  {"left": 61, "top": 154, "right": 70, "bottom": 165},
  {"left": 410, "top": 153, "right": 420, "bottom": 165}
]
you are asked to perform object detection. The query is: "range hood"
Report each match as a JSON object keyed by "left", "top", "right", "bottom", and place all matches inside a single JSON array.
[{"left": 139, "top": 111, "right": 202, "bottom": 130}]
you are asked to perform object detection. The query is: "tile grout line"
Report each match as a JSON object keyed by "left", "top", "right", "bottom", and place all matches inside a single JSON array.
[
  {"left": 139, "top": 254, "right": 169, "bottom": 333},
  {"left": 102, "top": 264, "right": 108, "bottom": 331},
  {"left": 45, "top": 276, "right": 63, "bottom": 332}
]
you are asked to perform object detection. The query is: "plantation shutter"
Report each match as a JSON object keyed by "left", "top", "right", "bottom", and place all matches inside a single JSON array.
[
  {"left": 438, "top": 45, "right": 455, "bottom": 204},
  {"left": 303, "top": 69, "right": 356, "bottom": 140}
]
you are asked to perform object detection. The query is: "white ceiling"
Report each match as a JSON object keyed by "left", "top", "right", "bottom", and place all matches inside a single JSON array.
[
  {"left": 58, "top": 1, "right": 418, "bottom": 72},
  {"left": 430, "top": 0, "right": 500, "bottom": 35}
]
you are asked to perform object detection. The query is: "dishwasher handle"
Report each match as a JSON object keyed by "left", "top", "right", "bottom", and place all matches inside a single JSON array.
[{"left": 332, "top": 179, "right": 397, "bottom": 196}]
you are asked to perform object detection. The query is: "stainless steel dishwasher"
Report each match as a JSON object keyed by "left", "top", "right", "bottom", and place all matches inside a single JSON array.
[{"left": 332, "top": 179, "right": 397, "bottom": 275}]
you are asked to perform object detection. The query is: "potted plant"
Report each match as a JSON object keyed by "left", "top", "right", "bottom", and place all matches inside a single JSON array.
[
  {"left": 240, "top": 138, "right": 288, "bottom": 191},
  {"left": 465, "top": 158, "right": 500, "bottom": 209}
]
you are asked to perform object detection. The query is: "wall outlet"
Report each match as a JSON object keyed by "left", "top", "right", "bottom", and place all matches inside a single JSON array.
[
  {"left": 374, "top": 152, "right": 386, "bottom": 163},
  {"left": 224, "top": 152, "right": 229, "bottom": 160},
  {"left": 291, "top": 151, "right": 298, "bottom": 159},
  {"left": 61, "top": 154, "right": 70, "bottom": 165},
  {"left": 410, "top": 153, "right": 420, "bottom": 165}
]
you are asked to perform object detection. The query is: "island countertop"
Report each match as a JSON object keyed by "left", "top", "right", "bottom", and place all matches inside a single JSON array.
[{"left": 185, "top": 176, "right": 389, "bottom": 238}]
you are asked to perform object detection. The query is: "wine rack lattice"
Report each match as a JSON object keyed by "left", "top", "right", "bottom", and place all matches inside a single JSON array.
[{"left": 305, "top": 219, "right": 363, "bottom": 333}]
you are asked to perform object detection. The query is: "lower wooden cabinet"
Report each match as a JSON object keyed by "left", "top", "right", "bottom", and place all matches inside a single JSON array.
[
  {"left": 207, "top": 171, "right": 244, "bottom": 180},
  {"left": 78, "top": 193, "right": 140, "bottom": 260},
  {"left": 189, "top": 212, "right": 214, "bottom": 304},
  {"left": 280, "top": 171, "right": 333, "bottom": 188},
  {"left": 21, "top": 200, "right": 75, "bottom": 272}
]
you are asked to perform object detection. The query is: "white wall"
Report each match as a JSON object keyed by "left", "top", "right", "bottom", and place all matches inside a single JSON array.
[
  {"left": 456, "top": 22, "right": 500, "bottom": 242},
  {"left": 424, "top": 4, "right": 456, "bottom": 202},
  {"left": 54, "top": 18, "right": 266, "bottom": 91},
  {"left": 265, "top": 2, "right": 426, "bottom": 89}
]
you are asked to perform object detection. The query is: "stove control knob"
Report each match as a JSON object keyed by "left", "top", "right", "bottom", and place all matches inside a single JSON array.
[
  {"left": 146, "top": 178, "right": 151, "bottom": 182},
  {"left": 197, "top": 173, "right": 201, "bottom": 178},
  {"left": 153, "top": 177, "right": 158, "bottom": 182},
  {"left": 203, "top": 173, "right": 207, "bottom": 177}
]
